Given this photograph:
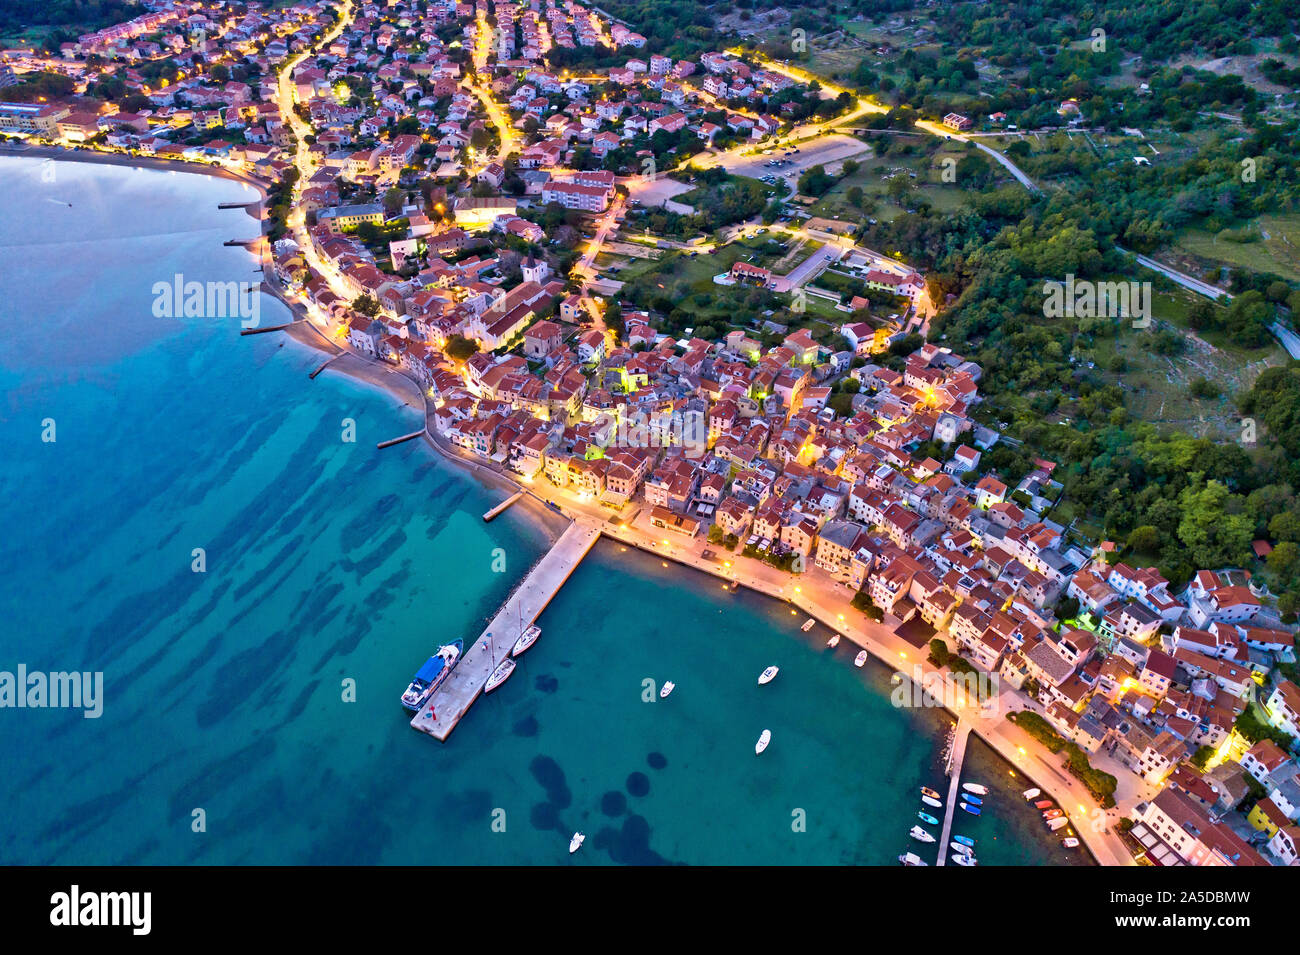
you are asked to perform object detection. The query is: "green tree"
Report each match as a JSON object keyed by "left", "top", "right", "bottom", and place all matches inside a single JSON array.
[{"left": 1177, "top": 481, "right": 1254, "bottom": 569}]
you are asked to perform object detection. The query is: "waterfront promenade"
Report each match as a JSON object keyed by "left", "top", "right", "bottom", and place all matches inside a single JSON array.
[{"left": 410, "top": 521, "right": 600, "bottom": 740}]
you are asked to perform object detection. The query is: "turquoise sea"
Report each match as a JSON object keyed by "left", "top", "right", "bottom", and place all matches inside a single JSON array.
[{"left": 0, "top": 156, "right": 1087, "bottom": 865}]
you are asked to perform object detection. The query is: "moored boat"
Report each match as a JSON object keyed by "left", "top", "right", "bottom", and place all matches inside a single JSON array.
[
  {"left": 909, "top": 825, "right": 936, "bottom": 843},
  {"left": 758, "top": 665, "right": 779, "bottom": 685},
  {"left": 921, "top": 795, "right": 942, "bottom": 809},
  {"left": 400, "top": 639, "right": 465, "bottom": 711},
  {"left": 569, "top": 832, "right": 585, "bottom": 854},
  {"left": 801, "top": 618, "right": 815, "bottom": 632},
  {"left": 827, "top": 634, "right": 840, "bottom": 648},
  {"left": 962, "top": 794, "right": 983, "bottom": 806},
  {"left": 962, "top": 782, "right": 989, "bottom": 796},
  {"left": 1022, "top": 788, "right": 1042, "bottom": 800},
  {"left": 1042, "top": 808, "right": 1062, "bottom": 820},
  {"left": 755, "top": 729, "right": 771, "bottom": 754},
  {"left": 511, "top": 625, "right": 541, "bottom": 658},
  {"left": 918, "top": 811, "right": 939, "bottom": 826},
  {"left": 920, "top": 786, "right": 942, "bottom": 800},
  {"left": 660, "top": 680, "right": 675, "bottom": 698},
  {"left": 951, "top": 840, "right": 973, "bottom": 855},
  {"left": 898, "top": 852, "right": 927, "bottom": 866},
  {"left": 960, "top": 802, "right": 981, "bottom": 816},
  {"left": 1034, "top": 800, "right": 1054, "bottom": 810},
  {"left": 953, "top": 834, "right": 975, "bottom": 848},
  {"left": 950, "top": 852, "right": 977, "bottom": 866},
  {"left": 484, "top": 657, "right": 516, "bottom": 693},
  {"left": 1046, "top": 816, "right": 1068, "bottom": 831},
  {"left": 1062, "top": 837, "right": 1080, "bottom": 848},
  {"left": 854, "top": 650, "right": 868, "bottom": 667}
]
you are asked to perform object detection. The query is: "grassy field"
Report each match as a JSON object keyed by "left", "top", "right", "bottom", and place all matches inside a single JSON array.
[
  {"left": 1070, "top": 285, "right": 1286, "bottom": 439},
  {"left": 1175, "top": 214, "right": 1300, "bottom": 284},
  {"left": 798, "top": 139, "right": 976, "bottom": 223}
]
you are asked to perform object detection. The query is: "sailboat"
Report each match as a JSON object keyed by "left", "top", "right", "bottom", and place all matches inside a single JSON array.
[
  {"left": 512, "top": 625, "right": 540, "bottom": 657},
  {"left": 485, "top": 657, "right": 515, "bottom": 692}
]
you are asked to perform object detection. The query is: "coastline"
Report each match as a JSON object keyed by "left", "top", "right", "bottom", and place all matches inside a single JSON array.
[{"left": 1, "top": 141, "right": 272, "bottom": 200}]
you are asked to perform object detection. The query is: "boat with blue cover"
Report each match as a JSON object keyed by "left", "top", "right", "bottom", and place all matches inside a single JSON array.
[{"left": 400, "top": 640, "right": 464, "bottom": 711}]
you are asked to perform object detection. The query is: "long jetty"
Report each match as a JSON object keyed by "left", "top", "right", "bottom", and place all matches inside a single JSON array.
[
  {"left": 377, "top": 430, "right": 425, "bottom": 450},
  {"left": 482, "top": 491, "right": 524, "bottom": 521},
  {"left": 410, "top": 522, "right": 601, "bottom": 741},
  {"left": 936, "top": 720, "right": 973, "bottom": 866}
]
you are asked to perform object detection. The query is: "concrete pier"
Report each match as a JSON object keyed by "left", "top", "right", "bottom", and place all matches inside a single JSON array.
[
  {"left": 377, "top": 430, "right": 425, "bottom": 449},
  {"left": 482, "top": 491, "right": 524, "bottom": 521},
  {"left": 410, "top": 522, "right": 600, "bottom": 741},
  {"left": 936, "top": 720, "right": 972, "bottom": 866}
]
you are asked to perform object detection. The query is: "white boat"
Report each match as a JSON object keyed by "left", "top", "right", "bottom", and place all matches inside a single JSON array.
[
  {"left": 898, "top": 852, "right": 927, "bottom": 866},
  {"left": 801, "top": 618, "right": 815, "bottom": 632},
  {"left": 484, "top": 657, "right": 516, "bottom": 693},
  {"left": 962, "top": 782, "right": 989, "bottom": 796},
  {"left": 950, "top": 852, "right": 977, "bottom": 867},
  {"left": 758, "top": 666, "right": 779, "bottom": 685},
  {"left": 950, "top": 841, "right": 973, "bottom": 855},
  {"left": 909, "top": 825, "right": 936, "bottom": 843},
  {"left": 755, "top": 729, "right": 771, "bottom": 754},
  {"left": 827, "top": 634, "right": 840, "bottom": 648},
  {"left": 511, "top": 625, "right": 541, "bottom": 657},
  {"left": 569, "top": 832, "right": 585, "bottom": 854},
  {"left": 854, "top": 650, "right": 868, "bottom": 667},
  {"left": 1022, "top": 787, "right": 1042, "bottom": 800},
  {"left": 921, "top": 795, "right": 942, "bottom": 809},
  {"left": 1062, "top": 837, "right": 1080, "bottom": 849},
  {"left": 1046, "top": 816, "right": 1068, "bottom": 831},
  {"left": 660, "top": 680, "right": 675, "bottom": 699}
]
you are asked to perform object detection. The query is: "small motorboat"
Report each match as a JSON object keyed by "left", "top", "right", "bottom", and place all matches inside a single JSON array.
[
  {"left": 1043, "top": 809, "right": 1062, "bottom": 820},
  {"left": 921, "top": 795, "right": 942, "bottom": 809},
  {"left": 758, "top": 666, "right": 779, "bottom": 685},
  {"left": 827, "top": 634, "right": 840, "bottom": 648},
  {"left": 920, "top": 787, "right": 942, "bottom": 800},
  {"left": 569, "top": 832, "right": 585, "bottom": 854},
  {"left": 1022, "top": 788, "right": 1041, "bottom": 800},
  {"left": 952, "top": 834, "right": 975, "bottom": 848},
  {"left": 960, "top": 802, "right": 981, "bottom": 816},
  {"left": 951, "top": 840, "right": 973, "bottom": 854},
  {"left": 484, "top": 657, "right": 516, "bottom": 693},
  {"left": 854, "top": 650, "right": 868, "bottom": 667},
  {"left": 1034, "top": 800, "right": 1054, "bottom": 810},
  {"left": 512, "top": 625, "right": 541, "bottom": 657},
  {"left": 1046, "top": 817, "right": 1068, "bottom": 831},
  {"left": 755, "top": 729, "right": 771, "bottom": 754},
  {"left": 962, "top": 794, "right": 983, "bottom": 807},
  {"left": 950, "top": 852, "right": 977, "bottom": 867},
  {"left": 918, "top": 811, "right": 939, "bottom": 826},
  {"left": 909, "top": 825, "right": 936, "bottom": 843},
  {"left": 961, "top": 782, "right": 989, "bottom": 796},
  {"left": 1062, "top": 837, "right": 1080, "bottom": 849},
  {"left": 801, "top": 618, "right": 815, "bottom": 632},
  {"left": 660, "top": 681, "right": 675, "bottom": 699},
  {"left": 898, "top": 852, "right": 927, "bottom": 866}
]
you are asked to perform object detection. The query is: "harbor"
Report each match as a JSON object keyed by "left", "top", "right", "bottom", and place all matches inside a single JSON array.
[{"left": 409, "top": 521, "right": 601, "bottom": 740}]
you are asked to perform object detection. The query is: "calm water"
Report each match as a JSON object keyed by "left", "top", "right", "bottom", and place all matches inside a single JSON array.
[{"left": 0, "top": 157, "right": 1083, "bottom": 864}]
